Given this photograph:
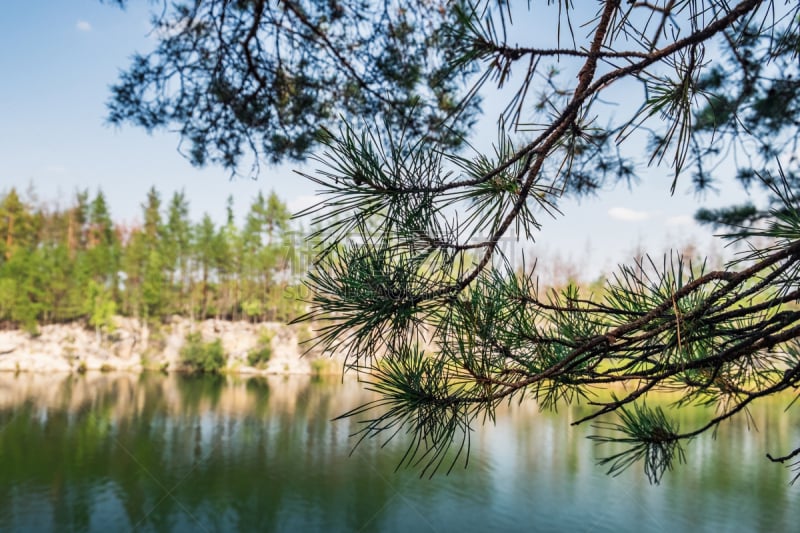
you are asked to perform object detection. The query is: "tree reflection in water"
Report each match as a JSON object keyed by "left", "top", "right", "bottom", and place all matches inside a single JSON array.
[{"left": 0, "top": 372, "right": 797, "bottom": 532}]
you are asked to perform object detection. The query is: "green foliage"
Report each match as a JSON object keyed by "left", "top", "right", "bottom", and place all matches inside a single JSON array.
[
  {"left": 285, "top": 1, "right": 800, "bottom": 485},
  {"left": 241, "top": 299, "right": 263, "bottom": 321},
  {"left": 247, "top": 329, "right": 274, "bottom": 368},
  {"left": 590, "top": 402, "right": 685, "bottom": 485},
  {"left": 689, "top": 16, "right": 800, "bottom": 224},
  {"left": 180, "top": 333, "right": 226, "bottom": 374},
  {"left": 0, "top": 249, "right": 44, "bottom": 334},
  {"left": 106, "top": 0, "right": 478, "bottom": 169},
  {"left": 85, "top": 280, "right": 117, "bottom": 335},
  {"left": 0, "top": 186, "right": 307, "bottom": 329},
  {"left": 95, "top": 0, "right": 800, "bottom": 484},
  {"left": 309, "top": 358, "right": 338, "bottom": 377}
]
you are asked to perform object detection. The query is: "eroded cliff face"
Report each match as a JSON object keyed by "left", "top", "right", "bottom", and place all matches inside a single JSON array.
[{"left": 0, "top": 317, "right": 332, "bottom": 374}]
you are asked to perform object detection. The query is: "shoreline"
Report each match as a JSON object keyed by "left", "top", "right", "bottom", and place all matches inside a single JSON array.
[{"left": 0, "top": 316, "right": 338, "bottom": 375}]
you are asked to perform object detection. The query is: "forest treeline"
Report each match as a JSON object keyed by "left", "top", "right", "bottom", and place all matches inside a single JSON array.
[{"left": 0, "top": 186, "right": 307, "bottom": 333}]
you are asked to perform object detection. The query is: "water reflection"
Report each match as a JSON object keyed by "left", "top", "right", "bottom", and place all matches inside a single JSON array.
[{"left": 0, "top": 372, "right": 797, "bottom": 532}]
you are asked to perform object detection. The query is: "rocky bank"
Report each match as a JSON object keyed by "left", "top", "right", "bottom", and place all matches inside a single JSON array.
[{"left": 0, "top": 317, "right": 332, "bottom": 374}]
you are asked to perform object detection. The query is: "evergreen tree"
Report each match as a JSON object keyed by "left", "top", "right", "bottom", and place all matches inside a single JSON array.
[
  {"left": 85, "top": 279, "right": 117, "bottom": 342},
  {"left": 86, "top": 191, "right": 120, "bottom": 295},
  {"left": 193, "top": 214, "right": 218, "bottom": 319},
  {"left": 67, "top": 190, "right": 90, "bottom": 256},
  {"left": 105, "top": 0, "right": 800, "bottom": 482},
  {"left": 264, "top": 191, "right": 290, "bottom": 244},
  {"left": 217, "top": 195, "right": 241, "bottom": 320},
  {"left": 122, "top": 187, "right": 167, "bottom": 321},
  {"left": 293, "top": 1, "right": 800, "bottom": 483},
  {"left": 242, "top": 193, "right": 268, "bottom": 321},
  {"left": 38, "top": 244, "right": 75, "bottom": 323},
  {"left": 106, "top": 0, "right": 476, "bottom": 168},
  {"left": 0, "top": 185, "right": 305, "bottom": 330},
  {"left": 0, "top": 189, "right": 36, "bottom": 261},
  {"left": 163, "top": 190, "right": 193, "bottom": 314},
  {"left": 0, "top": 248, "right": 44, "bottom": 333}
]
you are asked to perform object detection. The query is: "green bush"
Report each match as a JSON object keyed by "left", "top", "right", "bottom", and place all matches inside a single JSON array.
[
  {"left": 247, "top": 329, "right": 274, "bottom": 368},
  {"left": 181, "top": 332, "right": 226, "bottom": 374},
  {"left": 310, "top": 358, "right": 337, "bottom": 376}
]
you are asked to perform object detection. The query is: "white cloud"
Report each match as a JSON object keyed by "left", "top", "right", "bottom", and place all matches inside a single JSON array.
[
  {"left": 665, "top": 214, "right": 695, "bottom": 227},
  {"left": 76, "top": 20, "right": 91, "bottom": 32},
  {"left": 608, "top": 207, "right": 650, "bottom": 222}
]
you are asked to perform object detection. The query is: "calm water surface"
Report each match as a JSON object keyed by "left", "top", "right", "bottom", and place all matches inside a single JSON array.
[{"left": 0, "top": 372, "right": 797, "bottom": 532}]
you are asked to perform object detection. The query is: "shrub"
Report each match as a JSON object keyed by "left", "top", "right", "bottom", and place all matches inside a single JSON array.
[
  {"left": 310, "top": 358, "right": 338, "bottom": 377},
  {"left": 181, "top": 332, "right": 226, "bottom": 374},
  {"left": 247, "top": 329, "right": 274, "bottom": 368}
]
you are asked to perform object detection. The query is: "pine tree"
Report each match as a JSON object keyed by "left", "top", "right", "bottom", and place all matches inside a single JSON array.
[
  {"left": 122, "top": 187, "right": 167, "bottom": 322},
  {"left": 163, "top": 190, "right": 193, "bottom": 315},
  {"left": 287, "top": 2, "right": 800, "bottom": 482},
  {"left": 0, "top": 189, "right": 36, "bottom": 261},
  {"left": 217, "top": 195, "right": 241, "bottom": 320},
  {"left": 0, "top": 184, "right": 304, "bottom": 331},
  {"left": 86, "top": 191, "right": 120, "bottom": 297},
  {"left": 106, "top": 0, "right": 476, "bottom": 168},
  {"left": 193, "top": 214, "right": 218, "bottom": 319}
]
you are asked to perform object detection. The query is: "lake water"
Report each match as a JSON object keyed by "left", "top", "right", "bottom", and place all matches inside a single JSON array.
[{"left": 0, "top": 372, "right": 797, "bottom": 532}]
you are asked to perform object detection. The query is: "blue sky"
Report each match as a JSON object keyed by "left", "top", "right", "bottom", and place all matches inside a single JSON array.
[{"left": 0, "top": 1, "right": 761, "bottom": 281}]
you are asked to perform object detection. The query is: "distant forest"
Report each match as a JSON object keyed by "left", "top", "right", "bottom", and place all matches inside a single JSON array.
[{"left": 0, "top": 186, "right": 307, "bottom": 333}]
